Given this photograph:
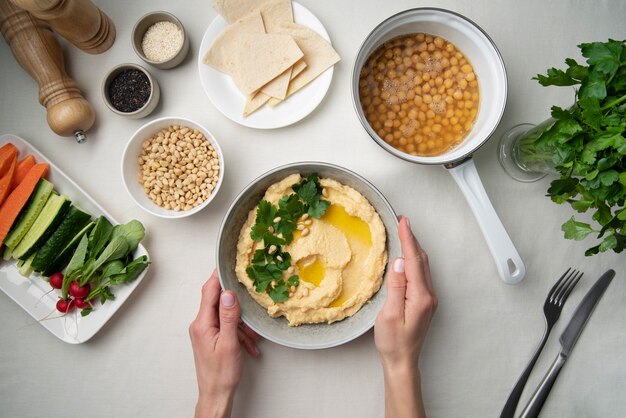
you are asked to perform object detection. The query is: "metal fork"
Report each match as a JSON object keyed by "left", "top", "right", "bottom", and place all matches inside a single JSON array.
[{"left": 499, "top": 268, "right": 583, "bottom": 418}]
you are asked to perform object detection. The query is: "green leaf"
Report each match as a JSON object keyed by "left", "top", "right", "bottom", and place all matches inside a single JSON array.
[
  {"left": 295, "top": 178, "right": 318, "bottom": 205},
  {"left": 565, "top": 58, "right": 589, "bottom": 81},
  {"left": 268, "top": 279, "right": 288, "bottom": 303},
  {"left": 562, "top": 217, "right": 595, "bottom": 240},
  {"left": 599, "top": 170, "right": 620, "bottom": 186},
  {"left": 617, "top": 208, "right": 626, "bottom": 221},
  {"left": 578, "top": 97, "right": 602, "bottom": 130},
  {"left": 599, "top": 234, "right": 618, "bottom": 252},
  {"left": 287, "top": 275, "right": 299, "bottom": 287},
  {"left": 101, "top": 260, "right": 125, "bottom": 278},
  {"left": 108, "top": 256, "right": 150, "bottom": 285},
  {"left": 65, "top": 234, "right": 89, "bottom": 279},
  {"left": 309, "top": 199, "right": 330, "bottom": 219},
  {"left": 547, "top": 177, "right": 579, "bottom": 196},
  {"left": 579, "top": 70, "right": 607, "bottom": 100},
  {"left": 534, "top": 68, "right": 578, "bottom": 86},
  {"left": 580, "top": 40, "right": 623, "bottom": 76},
  {"left": 110, "top": 220, "right": 145, "bottom": 253},
  {"left": 571, "top": 199, "right": 593, "bottom": 212},
  {"left": 88, "top": 216, "right": 114, "bottom": 259},
  {"left": 263, "top": 232, "right": 285, "bottom": 246}
]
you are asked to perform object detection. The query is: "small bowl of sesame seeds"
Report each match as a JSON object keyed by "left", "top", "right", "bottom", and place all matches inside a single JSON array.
[
  {"left": 132, "top": 11, "right": 190, "bottom": 70},
  {"left": 122, "top": 117, "right": 224, "bottom": 218}
]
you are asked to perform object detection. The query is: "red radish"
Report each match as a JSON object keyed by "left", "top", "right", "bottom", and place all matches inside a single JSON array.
[
  {"left": 69, "top": 281, "right": 90, "bottom": 299},
  {"left": 74, "top": 298, "right": 91, "bottom": 310},
  {"left": 49, "top": 272, "right": 63, "bottom": 290},
  {"left": 56, "top": 298, "right": 74, "bottom": 313}
]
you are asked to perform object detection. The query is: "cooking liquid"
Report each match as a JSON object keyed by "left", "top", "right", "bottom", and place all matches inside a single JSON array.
[
  {"left": 358, "top": 33, "right": 480, "bottom": 156},
  {"left": 297, "top": 204, "right": 373, "bottom": 307}
]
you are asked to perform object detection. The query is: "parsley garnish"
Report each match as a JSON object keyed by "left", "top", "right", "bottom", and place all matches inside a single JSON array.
[
  {"left": 525, "top": 39, "right": 626, "bottom": 255},
  {"left": 246, "top": 174, "right": 330, "bottom": 302}
]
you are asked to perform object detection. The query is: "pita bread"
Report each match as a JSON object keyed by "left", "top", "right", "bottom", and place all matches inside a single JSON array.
[
  {"left": 259, "top": 0, "right": 293, "bottom": 32},
  {"left": 243, "top": 91, "right": 272, "bottom": 116},
  {"left": 213, "top": 0, "right": 261, "bottom": 23},
  {"left": 290, "top": 58, "right": 307, "bottom": 80},
  {"left": 243, "top": 58, "right": 307, "bottom": 115},
  {"left": 268, "top": 23, "right": 340, "bottom": 105},
  {"left": 231, "top": 32, "right": 304, "bottom": 96},
  {"left": 203, "top": 12, "right": 265, "bottom": 74},
  {"left": 260, "top": 66, "right": 292, "bottom": 99}
]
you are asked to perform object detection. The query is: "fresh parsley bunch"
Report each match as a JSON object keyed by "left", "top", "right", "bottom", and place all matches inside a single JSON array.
[
  {"left": 531, "top": 39, "right": 626, "bottom": 255},
  {"left": 246, "top": 174, "right": 330, "bottom": 302}
]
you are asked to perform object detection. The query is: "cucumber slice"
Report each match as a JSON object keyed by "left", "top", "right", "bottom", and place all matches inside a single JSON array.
[
  {"left": 2, "top": 246, "right": 12, "bottom": 261},
  {"left": 35, "top": 215, "right": 95, "bottom": 276},
  {"left": 4, "top": 179, "right": 54, "bottom": 250},
  {"left": 12, "top": 194, "right": 71, "bottom": 260},
  {"left": 18, "top": 254, "right": 35, "bottom": 277}
]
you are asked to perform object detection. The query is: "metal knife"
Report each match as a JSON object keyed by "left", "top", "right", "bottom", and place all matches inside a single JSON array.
[{"left": 519, "top": 269, "right": 615, "bottom": 418}]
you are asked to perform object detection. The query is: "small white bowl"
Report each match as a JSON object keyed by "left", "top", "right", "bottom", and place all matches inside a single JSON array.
[{"left": 122, "top": 117, "right": 224, "bottom": 218}]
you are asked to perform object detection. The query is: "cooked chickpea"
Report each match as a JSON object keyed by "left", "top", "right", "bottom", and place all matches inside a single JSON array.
[{"left": 359, "top": 33, "right": 479, "bottom": 156}]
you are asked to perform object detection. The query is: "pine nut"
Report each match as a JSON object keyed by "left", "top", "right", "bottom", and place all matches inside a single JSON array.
[{"left": 137, "top": 125, "right": 220, "bottom": 212}]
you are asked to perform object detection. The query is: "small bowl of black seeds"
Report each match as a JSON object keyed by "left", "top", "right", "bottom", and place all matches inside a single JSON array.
[{"left": 102, "top": 63, "right": 160, "bottom": 119}]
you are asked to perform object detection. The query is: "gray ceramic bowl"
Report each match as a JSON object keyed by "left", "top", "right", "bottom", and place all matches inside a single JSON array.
[
  {"left": 102, "top": 63, "right": 160, "bottom": 119},
  {"left": 216, "top": 162, "right": 399, "bottom": 350},
  {"left": 132, "top": 11, "right": 190, "bottom": 70}
]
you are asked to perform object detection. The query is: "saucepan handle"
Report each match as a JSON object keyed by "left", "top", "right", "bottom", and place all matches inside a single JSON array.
[{"left": 447, "top": 158, "right": 525, "bottom": 284}]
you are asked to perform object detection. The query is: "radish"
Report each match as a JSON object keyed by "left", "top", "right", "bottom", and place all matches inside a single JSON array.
[
  {"left": 69, "top": 281, "right": 90, "bottom": 299},
  {"left": 56, "top": 298, "right": 74, "bottom": 313},
  {"left": 74, "top": 298, "right": 91, "bottom": 310},
  {"left": 49, "top": 272, "right": 63, "bottom": 289}
]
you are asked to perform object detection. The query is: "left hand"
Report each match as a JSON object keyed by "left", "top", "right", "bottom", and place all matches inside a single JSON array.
[{"left": 189, "top": 269, "right": 260, "bottom": 417}]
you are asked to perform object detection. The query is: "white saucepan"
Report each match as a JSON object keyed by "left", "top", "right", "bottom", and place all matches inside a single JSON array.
[{"left": 352, "top": 8, "right": 525, "bottom": 284}]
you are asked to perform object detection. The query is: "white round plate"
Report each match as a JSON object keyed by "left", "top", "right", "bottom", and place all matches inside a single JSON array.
[{"left": 197, "top": 2, "right": 335, "bottom": 129}]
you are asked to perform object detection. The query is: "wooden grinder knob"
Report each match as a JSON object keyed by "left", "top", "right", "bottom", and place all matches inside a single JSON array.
[
  {"left": 0, "top": 0, "right": 95, "bottom": 143},
  {"left": 9, "top": 0, "right": 115, "bottom": 54}
]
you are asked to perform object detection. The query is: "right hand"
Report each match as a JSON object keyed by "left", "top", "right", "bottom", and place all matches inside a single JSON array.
[{"left": 374, "top": 215, "right": 437, "bottom": 371}]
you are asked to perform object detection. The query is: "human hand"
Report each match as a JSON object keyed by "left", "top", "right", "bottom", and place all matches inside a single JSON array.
[
  {"left": 374, "top": 216, "right": 437, "bottom": 418},
  {"left": 189, "top": 270, "right": 260, "bottom": 418}
]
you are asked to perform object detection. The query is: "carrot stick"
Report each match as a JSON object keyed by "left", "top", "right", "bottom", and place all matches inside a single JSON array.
[
  {"left": 11, "top": 155, "right": 36, "bottom": 189},
  {"left": 0, "top": 143, "right": 18, "bottom": 177},
  {"left": 0, "top": 156, "right": 17, "bottom": 206},
  {"left": 0, "top": 163, "right": 49, "bottom": 245}
]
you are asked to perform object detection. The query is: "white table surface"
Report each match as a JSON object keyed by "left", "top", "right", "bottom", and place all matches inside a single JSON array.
[{"left": 1, "top": 1, "right": 625, "bottom": 417}]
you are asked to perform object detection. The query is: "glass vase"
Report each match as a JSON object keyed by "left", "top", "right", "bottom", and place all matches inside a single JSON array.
[{"left": 498, "top": 118, "right": 559, "bottom": 182}]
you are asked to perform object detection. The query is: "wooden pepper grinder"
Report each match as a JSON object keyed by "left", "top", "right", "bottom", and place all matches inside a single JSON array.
[
  {"left": 9, "top": 0, "right": 115, "bottom": 54},
  {"left": 0, "top": 0, "right": 95, "bottom": 143}
]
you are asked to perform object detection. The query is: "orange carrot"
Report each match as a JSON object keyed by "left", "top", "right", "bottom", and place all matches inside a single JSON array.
[
  {"left": 11, "top": 155, "right": 36, "bottom": 189},
  {"left": 0, "top": 156, "right": 17, "bottom": 206},
  {"left": 0, "top": 163, "right": 49, "bottom": 245},
  {"left": 0, "top": 143, "right": 18, "bottom": 177}
]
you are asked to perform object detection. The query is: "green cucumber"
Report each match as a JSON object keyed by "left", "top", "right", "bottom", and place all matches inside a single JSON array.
[
  {"left": 12, "top": 194, "right": 71, "bottom": 260},
  {"left": 31, "top": 206, "right": 92, "bottom": 274},
  {"left": 4, "top": 179, "right": 54, "bottom": 249},
  {"left": 18, "top": 254, "right": 35, "bottom": 277},
  {"left": 2, "top": 246, "right": 12, "bottom": 261},
  {"left": 38, "top": 219, "right": 95, "bottom": 277}
]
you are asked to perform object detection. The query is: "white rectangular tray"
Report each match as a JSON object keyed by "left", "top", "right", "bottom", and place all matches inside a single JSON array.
[{"left": 0, "top": 134, "right": 150, "bottom": 343}]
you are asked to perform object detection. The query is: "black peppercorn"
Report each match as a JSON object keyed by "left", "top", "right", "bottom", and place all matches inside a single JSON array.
[{"left": 108, "top": 69, "right": 151, "bottom": 113}]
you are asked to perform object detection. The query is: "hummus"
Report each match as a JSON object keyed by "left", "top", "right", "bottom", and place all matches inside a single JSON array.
[{"left": 235, "top": 174, "right": 387, "bottom": 326}]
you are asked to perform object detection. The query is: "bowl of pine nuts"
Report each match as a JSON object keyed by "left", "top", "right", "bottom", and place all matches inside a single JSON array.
[{"left": 122, "top": 117, "right": 224, "bottom": 218}]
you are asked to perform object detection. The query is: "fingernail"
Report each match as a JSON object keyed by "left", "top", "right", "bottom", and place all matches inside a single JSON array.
[
  {"left": 393, "top": 257, "right": 405, "bottom": 273},
  {"left": 404, "top": 216, "right": 411, "bottom": 228},
  {"left": 221, "top": 292, "right": 235, "bottom": 307}
]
